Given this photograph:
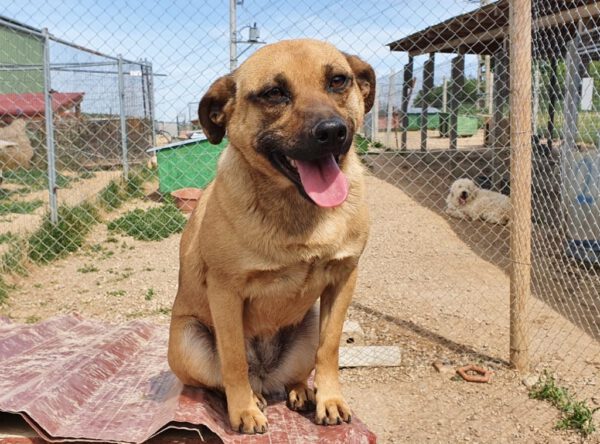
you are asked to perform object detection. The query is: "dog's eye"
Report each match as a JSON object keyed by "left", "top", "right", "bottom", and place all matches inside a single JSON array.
[
  {"left": 262, "top": 87, "right": 286, "bottom": 101},
  {"left": 329, "top": 75, "right": 348, "bottom": 91}
]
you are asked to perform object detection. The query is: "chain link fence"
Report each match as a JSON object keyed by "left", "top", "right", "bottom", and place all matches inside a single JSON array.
[{"left": 0, "top": 1, "right": 600, "bottom": 441}]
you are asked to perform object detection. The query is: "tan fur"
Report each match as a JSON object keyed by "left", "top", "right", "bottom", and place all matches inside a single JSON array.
[{"left": 168, "top": 39, "right": 374, "bottom": 434}]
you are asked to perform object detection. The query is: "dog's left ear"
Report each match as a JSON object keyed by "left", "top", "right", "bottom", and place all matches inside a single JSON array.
[
  {"left": 344, "top": 54, "right": 376, "bottom": 114},
  {"left": 198, "top": 75, "right": 236, "bottom": 144}
]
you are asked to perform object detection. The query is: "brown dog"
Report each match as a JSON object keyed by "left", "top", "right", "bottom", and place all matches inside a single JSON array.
[{"left": 168, "top": 39, "right": 374, "bottom": 434}]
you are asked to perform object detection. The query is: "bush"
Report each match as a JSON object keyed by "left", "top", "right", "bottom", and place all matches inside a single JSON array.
[
  {"left": 107, "top": 202, "right": 186, "bottom": 241},
  {"left": 28, "top": 203, "right": 100, "bottom": 263}
]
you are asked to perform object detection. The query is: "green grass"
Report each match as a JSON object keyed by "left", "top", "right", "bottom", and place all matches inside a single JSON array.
[
  {"left": 0, "top": 166, "right": 157, "bottom": 303},
  {"left": 0, "top": 200, "right": 43, "bottom": 215},
  {"left": 107, "top": 289, "right": 126, "bottom": 297},
  {"left": 0, "top": 277, "right": 9, "bottom": 305},
  {"left": 529, "top": 371, "right": 599, "bottom": 436},
  {"left": 98, "top": 168, "right": 156, "bottom": 211},
  {"left": 107, "top": 202, "right": 187, "bottom": 241},
  {"left": 0, "top": 233, "right": 17, "bottom": 244},
  {"left": 77, "top": 264, "right": 99, "bottom": 273},
  {"left": 99, "top": 180, "right": 127, "bottom": 210},
  {"left": 536, "top": 111, "right": 600, "bottom": 145},
  {"left": 3, "top": 168, "right": 72, "bottom": 192},
  {"left": 28, "top": 203, "right": 99, "bottom": 263},
  {"left": 145, "top": 288, "right": 155, "bottom": 301},
  {"left": 25, "top": 315, "right": 41, "bottom": 324},
  {"left": 0, "top": 237, "right": 28, "bottom": 275}
]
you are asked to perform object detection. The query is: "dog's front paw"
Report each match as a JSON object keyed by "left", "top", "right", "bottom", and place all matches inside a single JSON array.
[
  {"left": 253, "top": 391, "right": 267, "bottom": 411},
  {"left": 286, "top": 382, "right": 315, "bottom": 411},
  {"left": 229, "top": 405, "right": 268, "bottom": 434},
  {"left": 315, "top": 392, "right": 352, "bottom": 425}
]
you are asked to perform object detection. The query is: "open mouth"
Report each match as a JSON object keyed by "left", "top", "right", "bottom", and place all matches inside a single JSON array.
[{"left": 269, "top": 151, "right": 349, "bottom": 208}]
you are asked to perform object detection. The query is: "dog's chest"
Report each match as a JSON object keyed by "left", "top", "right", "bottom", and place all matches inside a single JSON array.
[{"left": 241, "top": 258, "right": 344, "bottom": 334}]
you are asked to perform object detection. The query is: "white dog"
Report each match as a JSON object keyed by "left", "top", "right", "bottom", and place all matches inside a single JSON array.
[{"left": 446, "top": 178, "right": 511, "bottom": 225}]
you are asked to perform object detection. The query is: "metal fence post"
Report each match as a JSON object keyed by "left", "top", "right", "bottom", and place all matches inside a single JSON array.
[
  {"left": 509, "top": 0, "right": 532, "bottom": 373},
  {"left": 147, "top": 60, "right": 157, "bottom": 147},
  {"left": 117, "top": 55, "right": 129, "bottom": 178},
  {"left": 42, "top": 28, "right": 58, "bottom": 224}
]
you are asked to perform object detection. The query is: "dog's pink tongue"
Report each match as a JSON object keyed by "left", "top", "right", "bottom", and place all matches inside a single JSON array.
[{"left": 296, "top": 154, "right": 349, "bottom": 208}]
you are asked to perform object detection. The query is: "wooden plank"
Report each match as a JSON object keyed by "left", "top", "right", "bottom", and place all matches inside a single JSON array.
[
  {"left": 395, "top": 3, "right": 600, "bottom": 56},
  {"left": 339, "top": 346, "right": 402, "bottom": 368},
  {"left": 449, "top": 55, "right": 464, "bottom": 150},
  {"left": 420, "top": 53, "right": 435, "bottom": 151},
  {"left": 400, "top": 56, "right": 414, "bottom": 150}
]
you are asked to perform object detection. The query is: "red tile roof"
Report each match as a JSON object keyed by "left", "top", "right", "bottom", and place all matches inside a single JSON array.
[
  {"left": 0, "top": 314, "right": 376, "bottom": 443},
  {"left": 0, "top": 92, "right": 84, "bottom": 118}
]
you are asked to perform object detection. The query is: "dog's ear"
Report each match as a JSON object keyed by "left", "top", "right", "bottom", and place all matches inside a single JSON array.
[
  {"left": 198, "top": 75, "right": 236, "bottom": 144},
  {"left": 344, "top": 54, "right": 376, "bottom": 114}
]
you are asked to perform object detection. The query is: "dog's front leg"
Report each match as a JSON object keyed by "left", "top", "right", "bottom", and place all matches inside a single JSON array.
[
  {"left": 314, "top": 266, "right": 358, "bottom": 425},
  {"left": 206, "top": 276, "right": 268, "bottom": 434}
]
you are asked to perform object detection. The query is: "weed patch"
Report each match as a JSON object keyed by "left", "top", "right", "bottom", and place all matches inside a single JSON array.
[
  {"left": 107, "top": 203, "right": 186, "bottom": 241},
  {"left": 28, "top": 203, "right": 99, "bottom": 263},
  {"left": 3, "top": 168, "right": 71, "bottom": 192},
  {"left": 529, "top": 371, "right": 599, "bottom": 436},
  {"left": 145, "top": 288, "right": 155, "bottom": 301},
  {"left": 0, "top": 200, "right": 43, "bottom": 215},
  {"left": 77, "top": 264, "right": 99, "bottom": 273},
  {"left": 0, "top": 237, "right": 29, "bottom": 275}
]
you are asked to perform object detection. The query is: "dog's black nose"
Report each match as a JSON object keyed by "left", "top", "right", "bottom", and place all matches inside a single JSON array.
[
  {"left": 311, "top": 118, "right": 347, "bottom": 151},
  {"left": 460, "top": 191, "right": 468, "bottom": 199}
]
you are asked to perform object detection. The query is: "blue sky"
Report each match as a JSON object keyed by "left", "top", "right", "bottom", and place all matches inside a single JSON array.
[{"left": 2, "top": 0, "right": 481, "bottom": 121}]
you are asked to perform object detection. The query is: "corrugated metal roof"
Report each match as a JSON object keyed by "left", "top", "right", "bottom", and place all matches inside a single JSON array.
[
  {"left": 0, "top": 315, "right": 376, "bottom": 444},
  {"left": 0, "top": 93, "right": 84, "bottom": 118}
]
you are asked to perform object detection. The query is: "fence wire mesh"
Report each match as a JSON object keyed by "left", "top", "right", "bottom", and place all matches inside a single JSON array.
[{"left": 0, "top": 1, "right": 599, "bottom": 442}]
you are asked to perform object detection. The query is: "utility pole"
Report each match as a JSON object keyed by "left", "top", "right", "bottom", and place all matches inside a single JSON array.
[
  {"left": 229, "top": 1, "right": 265, "bottom": 72},
  {"left": 229, "top": 0, "right": 237, "bottom": 72}
]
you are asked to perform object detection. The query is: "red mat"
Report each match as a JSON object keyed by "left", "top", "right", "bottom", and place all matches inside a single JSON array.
[{"left": 0, "top": 315, "right": 376, "bottom": 443}]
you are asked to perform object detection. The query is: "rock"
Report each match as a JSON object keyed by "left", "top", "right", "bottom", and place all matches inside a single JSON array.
[
  {"left": 341, "top": 320, "right": 365, "bottom": 345},
  {"left": 339, "top": 345, "right": 401, "bottom": 367},
  {"left": 0, "top": 118, "right": 34, "bottom": 170},
  {"left": 432, "top": 361, "right": 456, "bottom": 375},
  {"left": 522, "top": 374, "right": 539, "bottom": 389}
]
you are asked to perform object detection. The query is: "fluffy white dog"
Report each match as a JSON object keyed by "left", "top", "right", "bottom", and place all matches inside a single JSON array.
[{"left": 446, "top": 178, "right": 511, "bottom": 225}]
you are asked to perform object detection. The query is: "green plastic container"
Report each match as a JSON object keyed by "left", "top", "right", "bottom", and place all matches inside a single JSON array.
[
  {"left": 405, "top": 113, "right": 441, "bottom": 131},
  {"left": 149, "top": 138, "right": 228, "bottom": 193},
  {"left": 438, "top": 113, "right": 480, "bottom": 137}
]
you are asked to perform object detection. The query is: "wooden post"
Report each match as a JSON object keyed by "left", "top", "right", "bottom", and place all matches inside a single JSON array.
[
  {"left": 493, "top": 42, "right": 509, "bottom": 149},
  {"left": 371, "top": 85, "right": 379, "bottom": 142},
  {"left": 449, "top": 54, "right": 464, "bottom": 150},
  {"left": 547, "top": 55, "right": 558, "bottom": 151},
  {"left": 400, "top": 56, "right": 414, "bottom": 150},
  {"left": 421, "top": 53, "right": 435, "bottom": 151},
  {"left": 386, "top": 70, "right": 396, "bottom": 148},
  {"left": 563, "top": 39, "right": 582, "bottom": 152},
  {"left": 442, "top": 77, "right": 448, "bottom": 113},
  {"left": 486, "top": 57, "right": 493, "bottom": 116},
  {"left": 509, "top": 0, "right": 532, "bottom": 373}
]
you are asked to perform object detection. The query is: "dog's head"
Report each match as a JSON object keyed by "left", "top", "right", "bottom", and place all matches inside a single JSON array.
[
  {"left": 449, "top": 178, "right": 478, "bottom": 206},
  {"left": 198, "top": 39, "right": 375, "bottom": 208}
]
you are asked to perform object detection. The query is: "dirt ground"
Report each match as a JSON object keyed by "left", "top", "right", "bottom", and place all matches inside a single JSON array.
[{"left": 1, "top": 175, "right": 600, "bottom": 443}]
